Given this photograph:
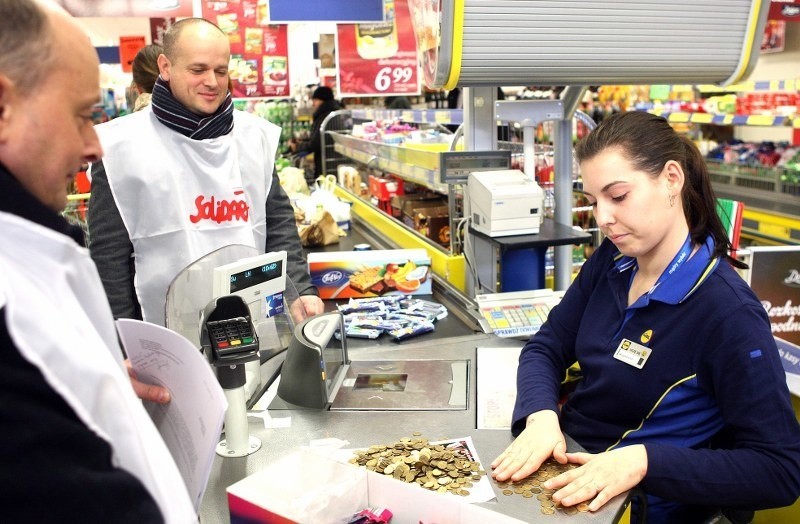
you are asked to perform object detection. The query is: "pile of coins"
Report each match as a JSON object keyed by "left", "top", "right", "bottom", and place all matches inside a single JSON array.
[
  {"left": 349, "top": 435, "right": 485, "bottom": 496},
  {"left": 494, "top": 459, "right": 590, "bottom": 516}
]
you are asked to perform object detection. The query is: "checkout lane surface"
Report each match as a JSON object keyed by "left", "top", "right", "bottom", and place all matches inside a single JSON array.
[
  {"left": 198, "top": 227, "right": 628, "bottom": 523},
  {"left": 200, "top": 332, "right": 628, "bottom": 523}
]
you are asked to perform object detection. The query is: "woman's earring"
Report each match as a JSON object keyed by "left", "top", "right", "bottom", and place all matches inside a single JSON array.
[{"left": 669, "top": 193, "right": 675, "bottom": 207}]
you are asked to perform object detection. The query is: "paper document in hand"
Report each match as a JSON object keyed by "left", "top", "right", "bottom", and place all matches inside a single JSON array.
[{"left": 116, "top": 319, "right": 227, "bottom": 510}]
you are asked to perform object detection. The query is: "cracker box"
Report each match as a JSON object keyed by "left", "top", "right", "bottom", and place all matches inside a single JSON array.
[
  {"left": 308, "top": 249, "right": 432, "bottom": 299},
  {"left": 227, "top": 449, "right": 526, "bottom": 524}
]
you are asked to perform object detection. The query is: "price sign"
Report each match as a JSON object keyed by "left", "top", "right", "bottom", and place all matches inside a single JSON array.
[{"left": 337, "top": 0, "right": 420, "bottom": 97}]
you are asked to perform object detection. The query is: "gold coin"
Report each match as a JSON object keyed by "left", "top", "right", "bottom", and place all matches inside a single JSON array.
[
  {"left": 413, "top": 431, "right": 422, "bottom": 436},
  {"left": 565, "top": 507, "right": 578, "bottom": 516},
  {"left": 537, "top": 494, "right": 550, "bottom": 501},
  {"left": 577, "top": 502, "right": 590, "bottom": 513},
  {"left": 541, "top": 500, "right": 555, "bottom": 509},
  {"left": 502, "top": 489, "right": 514, "bottom": 496},
  {"left": 514, "top": 488, "right": 525, "bottom": 494},
  {"left": 522, "top": 492, "right": 533, "bottom": 498},
  {"left": 541, "top": 507, "right": 555, "bottom": 515}
]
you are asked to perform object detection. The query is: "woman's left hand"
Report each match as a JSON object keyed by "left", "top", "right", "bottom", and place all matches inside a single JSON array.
[{"left": 545, "top": 444, "right": 648, "bottom": 512}]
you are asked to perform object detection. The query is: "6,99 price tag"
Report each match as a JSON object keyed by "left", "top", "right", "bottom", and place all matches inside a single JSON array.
[{"left": 374, "top": 66, "right": 415, "bottom": 91}]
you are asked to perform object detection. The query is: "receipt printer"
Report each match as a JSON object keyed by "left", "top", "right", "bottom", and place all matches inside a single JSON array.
[{"left": 468, "top": 169, "right": 544, "bottom": 237}]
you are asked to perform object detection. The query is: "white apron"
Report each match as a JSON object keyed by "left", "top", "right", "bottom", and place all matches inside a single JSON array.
[
  {"left": 96, "top": 107, "right": 280, "bottom": 325},
  {"left": 0, "top": 212, "right": 196, "bottom": 523}
]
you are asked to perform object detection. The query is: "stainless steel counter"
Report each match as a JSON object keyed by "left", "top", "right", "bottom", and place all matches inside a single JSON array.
[{"left": 199, "top": 332, "right": 629, "bottom": 523}]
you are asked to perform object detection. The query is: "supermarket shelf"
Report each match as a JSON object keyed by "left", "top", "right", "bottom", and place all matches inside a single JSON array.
[
  {"left": 350, "top": 108, "right": 463, "bottom": 125},
  {"left": 649, "top": 110, "right": 797, "bottom": 127},
  {"left": 698, "top": 79, "right": 800, "bottom": 93},
  {"left": 330, "top": 132, "right": 450, "bottom": 193},
  {"left": 333, "top": 185, "right": 468, "bottom": 292}
]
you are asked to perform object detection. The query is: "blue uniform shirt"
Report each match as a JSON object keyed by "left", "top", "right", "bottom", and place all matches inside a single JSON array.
[{"left": 512, "top": 236, "right": 800, "bottom": 522}]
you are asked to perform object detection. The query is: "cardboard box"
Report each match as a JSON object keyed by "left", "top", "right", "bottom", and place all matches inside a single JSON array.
[
  {"left": 401, "top": 198, "right": 445, "bottom": 228},
  {"left": 308, "top": 249, "right": 432, "bottom": 299},
  {"left": 227, "top": 449, "right": 526, "bottom": 524},
  {"left": 389, "top": 193, "right": 443, "bottom": 219},
  {"left": 414, "top": 206, "right": 451, "bottom": 246}
]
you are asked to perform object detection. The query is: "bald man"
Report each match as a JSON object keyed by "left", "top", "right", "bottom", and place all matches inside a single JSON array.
[
  {"left": 88, "top": 18, "right": 323, "bottom": 327},
  {"left": 0, "top": 1, "right": 195, "bottom": 521}
]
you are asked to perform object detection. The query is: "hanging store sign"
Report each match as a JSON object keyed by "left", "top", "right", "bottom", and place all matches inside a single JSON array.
[
  {"left": 769, "top": 1, "right": 800, "bottom": 21},
  {"left": 268, "top": 0, "right": 384, "bottom": 23},
  {"left": 55, "top": 0, "right": 192, "bottom": 17},
  {"left": 336, "top": 0, "right": 420, "bottom": 97},
  {"left": 202, "top": 1, "right": 290, "bottom": 98},
  {"left": 119, "top": 36, "right": 146, "bottom": 73}
]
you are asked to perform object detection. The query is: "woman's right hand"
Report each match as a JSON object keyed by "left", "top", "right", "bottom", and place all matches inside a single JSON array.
[{"left": 490, "top": 409, "right": 567, "bottom": 482}]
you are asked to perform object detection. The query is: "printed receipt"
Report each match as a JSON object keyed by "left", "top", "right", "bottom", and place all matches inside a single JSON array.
[{"left": 116, "top": 319, "right": 227, "bottom": 510}]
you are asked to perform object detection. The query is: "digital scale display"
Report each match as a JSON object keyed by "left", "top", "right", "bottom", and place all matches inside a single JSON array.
[
  {"left": 440, "top": 150, "right": 511, "bottom": 183},
  {"left": 229, "top": 260, "right": 283, "bottom": 293}
]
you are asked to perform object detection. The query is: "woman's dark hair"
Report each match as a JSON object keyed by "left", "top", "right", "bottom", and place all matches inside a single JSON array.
[
  {"left": 132, "top": 44, "right": 163, "bottom": 94},
  {"left": 575, "top": 111, "right": 746, "bottom": 268}
]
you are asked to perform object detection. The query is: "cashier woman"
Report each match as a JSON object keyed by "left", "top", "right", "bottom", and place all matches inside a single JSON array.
[{"left": 492, "top": 111, "right": 800, "bottom": 523}]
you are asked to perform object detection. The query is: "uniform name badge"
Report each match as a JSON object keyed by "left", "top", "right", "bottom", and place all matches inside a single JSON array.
[{"left": 613, "top": 338, "right": 652, "bottom": 369}]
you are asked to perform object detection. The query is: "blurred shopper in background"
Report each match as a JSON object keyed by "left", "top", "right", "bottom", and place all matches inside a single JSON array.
[
  {"left": 131, "top": 43, "right": 162, "bottom": 112},
  {"left": 288, "top": 85, "right": 343, "bottom": 181}
]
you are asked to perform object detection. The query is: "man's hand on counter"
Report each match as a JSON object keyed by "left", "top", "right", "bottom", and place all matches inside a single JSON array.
[
  {"left": 490, "top": 409, "right": 567, "bottom": 482},
  {"left": 290, "top": 295, "right": 325, "bottom": 323},
  {"left": 125, "top": 358, "right": 171, "bottom": 404}
]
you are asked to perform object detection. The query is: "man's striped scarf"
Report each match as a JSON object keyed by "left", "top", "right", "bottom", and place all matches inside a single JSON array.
[{"left": 150, "top": 76, "right": 233, "bottom": 140}]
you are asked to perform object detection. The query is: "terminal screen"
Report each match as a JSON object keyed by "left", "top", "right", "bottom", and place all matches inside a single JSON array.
[{"left": 230, "top": 260, "right": 283, "bottom": 293}]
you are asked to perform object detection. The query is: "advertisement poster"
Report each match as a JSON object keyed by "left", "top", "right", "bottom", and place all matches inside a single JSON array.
[
  {"left": 749, "top": 246, "right": 800, "bottom": 346},
  {"left": 337, "top": 0, "right": 420, "bottom": 97},
  {"left": 201, "top": 1, "right": 290, "bottom": 98},
  {"left": 56, "top": 0, "right": 192, "bottom": 17}
]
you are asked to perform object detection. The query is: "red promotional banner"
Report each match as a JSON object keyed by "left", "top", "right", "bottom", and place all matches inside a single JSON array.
[
  {"left": 337, "top": 0, "right": 420, "bottom": 97},
  {"left": 201, "top": 1, "right": 290, "bottom": 98}
]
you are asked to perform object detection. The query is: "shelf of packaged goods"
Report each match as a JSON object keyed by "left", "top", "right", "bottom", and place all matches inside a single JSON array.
[
  {"left": 697, "top": 79, "right": 800, "bottom": 93},
  {"left": 333, "top": 185, "right": 468, "bottom": 292},
  {"left": 329, "top": 132, "right": 450, "bottom": 193},
  {"left": 707, "top": 161, "right": 800, "bottom": 195},
  {"left": 350, "top": 108, "right": 463, "bottom": 125},
  {"left": 649, "top": 110, "right": 797, "bottom": 127}
]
